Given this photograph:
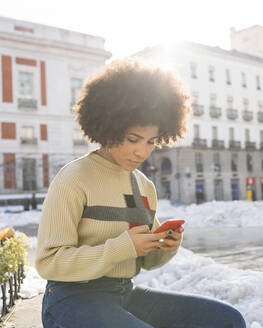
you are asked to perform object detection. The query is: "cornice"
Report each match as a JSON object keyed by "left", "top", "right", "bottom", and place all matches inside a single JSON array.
[{"left": 0, "top": 32, "right": 112, "bottom": 60}]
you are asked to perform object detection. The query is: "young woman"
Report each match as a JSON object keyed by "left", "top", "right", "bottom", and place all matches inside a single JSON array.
[{"left": 36, "top": 60, "right": 246, "bottom": 328}]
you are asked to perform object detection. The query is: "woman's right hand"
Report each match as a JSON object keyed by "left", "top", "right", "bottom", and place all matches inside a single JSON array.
[{"left": 128, "top": 225, "right": 168, "bottom": 256}]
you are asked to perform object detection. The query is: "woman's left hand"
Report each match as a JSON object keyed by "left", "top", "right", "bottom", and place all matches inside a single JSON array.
[{"left": 159, "top": 226, "right": 184, "bottom": 252}]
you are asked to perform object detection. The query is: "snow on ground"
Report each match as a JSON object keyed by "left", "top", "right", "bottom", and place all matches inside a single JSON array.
[
  {"left": 157, "top": 199, "right": 263, "bottom": 227},
  {"left": 0, "top": 200, "right": 263, "bottom": 327}
]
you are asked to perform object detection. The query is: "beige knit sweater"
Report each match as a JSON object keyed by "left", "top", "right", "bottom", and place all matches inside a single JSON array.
[{"left": 35, "top": 152, "right": 179, "bottom": 282}]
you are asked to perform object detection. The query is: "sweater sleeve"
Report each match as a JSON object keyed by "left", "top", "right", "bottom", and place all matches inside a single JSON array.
[
  {"left": 35, "top": 172, "right": 137, "bottom": 282},
  {"left": 142, "top": 215, "right": 180, "bottom": 270},
  {"left": 141, "top": 181, "right": 180, "bottom": 271}
]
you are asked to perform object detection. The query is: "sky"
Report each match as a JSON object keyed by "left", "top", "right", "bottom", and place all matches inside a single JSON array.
[{"left": 1, "top": 0, "right": 263, "bottom": 59}]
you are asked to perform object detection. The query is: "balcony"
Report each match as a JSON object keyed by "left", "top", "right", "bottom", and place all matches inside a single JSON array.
[
  {"left": 245, "top": 141, "right": 256, "bottom": 150},
  {"left": 18, "top": 98, "right": 37, "bottom": 110},
  {"left": 227, "top": 108, "right": 238, "bottom": 120},
  {"left": 257, "top": 112, "right": 263, "bottom": 123},
  {"left": 73, "top": 139, "right": 87, "bottom": 146},
  {"left": 20, "top": 137, "right": 38, "bottom": 145},
  {"left": 229, "top": 140, "right": 241, "bottom": 150},
  {"left": 209, "top": 106, "right": 221, "bottom": 118},
  {"left": 192, "top": 104, "right": 204, "bottom": 116},
  {"left": 242, "top": 111, "right": 253, "bottom": 122},
  {"left": 212, "top": 139, "right": 225, "bottom": 149},
  {"left": 192, "top": 138, "right": 207, "bottom": 148}
]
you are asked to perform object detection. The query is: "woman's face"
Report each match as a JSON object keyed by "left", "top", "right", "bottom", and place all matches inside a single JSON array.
[{"left": 101, "top": 125, "right": 159, "bottom": 171}]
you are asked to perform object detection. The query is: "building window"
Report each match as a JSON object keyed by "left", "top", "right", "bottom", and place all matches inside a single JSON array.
[
  {"left": 193, "top": 124, "right": 200, "bottom": 138},
  {"left": 258, "top": 102, "right": 263, "bottom": 112},
  {"left": 71, "top": 78, "right": 82, "bottom": 105},
  {"left": 245, "top": 129, "right": 250, "bottom": 142},
  {"left": 73, "top": 128, "right": 85, "bottom": 145},
  {"left": 241, "top": 72, "right": 247, "bottom": 88},
  {"left": 231, "top": 153, "right": 238, "bottom": 172},
  {"left": 18, "top": 72, "right": 34, "bottom": 99},
  {"left": 260, "top": 130, "right": 263, "bottom": 142},
  {"left": 227, "top": 96, "right": 233, "bottom": 109},
  {"left": 212, "top": 126, "right": 218, "bottom": 139},
  {"left": 256, "top": 75, "right": 261, "bottom": 90},
  {"left": 195, "top": 152, "right": 203, "bottom": 172},
  {"left": 243, "top": 98, "right": 249, "bottom": 111},
  {"left": 209, "top": 65, "right": 215, "bottom": 82},
  {"left": 229, "top": 127, "right": 234, "bottom": 140},
  {"left": 247, "top": 154, "right": 253, "bottom": 172},
  {"left": 190, "top": 62, "right": 197, "bottom": 79},
  {"left": 210, "top": 93, "right": 216, "bottom": 107},
  {"left": 161, "top": 158, "right": 172, "bottom": 175},
  {"left": 3, "top": 153, "right": 16, "bottom": 189},
  {"left": 1, "top": 122, "right": 16, "bottom": 139},
  {"left": 213, "top": 153, "right": 221, "bottom": 172},
  {"left": 191, "top": 91, "right": 198, "bottom": 104},
  {"left": 226, "top": 69, "right": 231, "bottom": 85},
  {"left": 214, "top": 179, "right": 224, "bottom": 201}
]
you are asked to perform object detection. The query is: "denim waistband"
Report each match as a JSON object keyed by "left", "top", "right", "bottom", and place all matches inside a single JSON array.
[{"left": 47, "top": 276, "right": 132, "bottom": 287}]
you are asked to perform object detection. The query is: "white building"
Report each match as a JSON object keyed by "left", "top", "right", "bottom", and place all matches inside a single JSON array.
[
  {"left": 136, "top": 26, "right": 263, "bottom": 204},
  {"left": 0, "top": 16, "right": 111, "bottom": 196}
]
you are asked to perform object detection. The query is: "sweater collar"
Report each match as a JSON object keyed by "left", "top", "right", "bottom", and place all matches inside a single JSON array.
[{"left": 89, "top": 151, "right": 132, "bottom": 174}]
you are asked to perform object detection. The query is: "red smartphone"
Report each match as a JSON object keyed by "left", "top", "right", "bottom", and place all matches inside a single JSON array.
[{"left": 153, "top": 219, "right": 185, "bottom": 233}]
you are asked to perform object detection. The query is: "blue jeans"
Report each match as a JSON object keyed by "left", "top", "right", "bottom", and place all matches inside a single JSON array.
[{"left": 42, "top": 277, "right": 246, "bottom": 328}]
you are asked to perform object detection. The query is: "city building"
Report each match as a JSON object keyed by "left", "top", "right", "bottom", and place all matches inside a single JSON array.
[
  {"left": 136, "top": 26, "right": 263, "bottom": 204},
  {"left": 0, "top": 16, "right": 111, "bottom": 196}
]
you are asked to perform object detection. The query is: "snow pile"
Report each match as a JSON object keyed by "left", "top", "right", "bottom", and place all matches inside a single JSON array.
[
  {"left": 157, "top": 200, "right": 263, "bottom": 227},
  {"left": 134, "top": 247, "right": 263, "bottom": 328}
]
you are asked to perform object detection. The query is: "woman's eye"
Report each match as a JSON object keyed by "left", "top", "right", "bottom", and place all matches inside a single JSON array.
[
  {"left": 148, "top": 141, "right": 155, "bottom": 145},
  {"left": 127, "top": 138, "right": 138, "bottom": 143}
]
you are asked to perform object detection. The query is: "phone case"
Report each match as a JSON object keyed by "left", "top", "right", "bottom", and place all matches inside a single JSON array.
[{"left": 153, "top": 219, "right": 185, "bottom": 233}]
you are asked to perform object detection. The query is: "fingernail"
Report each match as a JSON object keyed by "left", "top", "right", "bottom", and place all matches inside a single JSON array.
[{"left": 168, "top": 231, "right": 173, "bottom": 235}]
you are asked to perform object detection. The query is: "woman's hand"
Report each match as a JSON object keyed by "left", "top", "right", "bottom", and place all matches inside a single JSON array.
[
  {"left": 159, "top": 226, "right": 184, "bottom": 252},
  {"left": 128, "top": 225, "right": 168, "bottom": 256}
]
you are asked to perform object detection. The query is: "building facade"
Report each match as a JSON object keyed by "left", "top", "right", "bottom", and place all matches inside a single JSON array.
[
  {"left": 136, "top": 28, "right": 263, "bottom": 204},
  {"left": 0, "top": 16, "right": 111, "bottom": 195}
]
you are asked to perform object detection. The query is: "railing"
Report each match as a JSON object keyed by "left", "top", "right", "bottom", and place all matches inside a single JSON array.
[
  {"left": 20, "top": 137, "right": 38, "bottom": 145},
  {"left": 192, "top": 104, "right": 204, "bottom": 116},
  {"left": 245, "top": 141, "right": 256, "bottom": 150},
  {"left": 0, "top": 229, "right": 27, "bottom": 321},
  {"left": 229, "top": 140, "right": 241, "bottom": 150},
  {"left": 226, "top": 109, "right": 238, "bottom": 120},
  {"left": 212, "top": 139, "right": 225, "bottom": 149},
  {"left": 0, "top": 263, "right": 25, "bottom": 320},
  {"left": 192, "top": 138, "right": 207, "bottom": 148},
  {"left": 242, "top": 111, "right": 253, "bottom": 122},
  {"left": 209, "top": 106, "right": 221, "bottom": 118},
  {"left": 18, "top": 98, "right": 37, "bottom": 110},
  {"left": 257, "top": 112, "right": 263, "bottom": 123}
]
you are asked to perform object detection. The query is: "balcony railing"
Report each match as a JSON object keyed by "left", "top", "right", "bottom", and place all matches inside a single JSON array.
[
  {"left": 73, "top": 139, "right": 87, "bottom": 146},
  {"left": 192, "top": 104, "right": 204, "bottom": 116},
  {"left": 242, "top": 111, "right": 253, "bottom": 122},
  {"left": 192, "top": 138, "right": 207, "bottom": 148},
  {"left": 245, "top": 141, "right": 256, "bottom": 150},
  {"left": 20, "top": 137, "right": 38, "bottom": 145},
  {"left": 226, "top": 108, "right": 238, "bottom": 120},
  {"left": 229, "top": 140, "right": 241, "bottom": 150},
  {"left": 18, "top": 98, "right": 37, "bottom": 110},
  {"left": 209, "top": 106, "right": 222, "bottom": 118},
  {"left": 212, "top": 139, "right": 225, "bottom": 149},
  {"left": 257, "top": 112, "right": 263, "bottom": 123}
]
